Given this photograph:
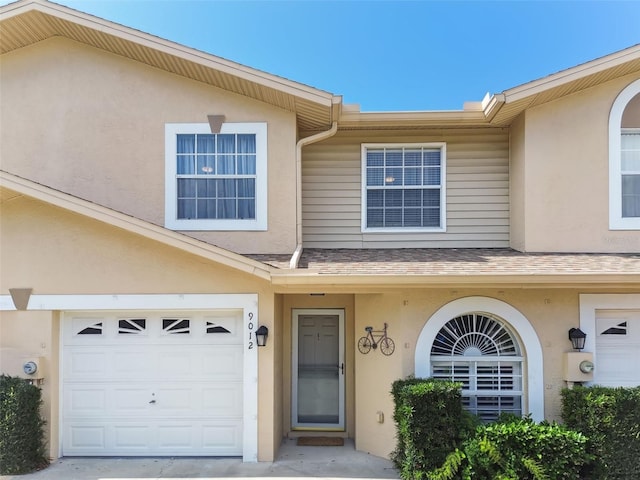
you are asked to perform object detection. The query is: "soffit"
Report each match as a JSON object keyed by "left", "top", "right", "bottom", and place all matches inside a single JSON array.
[
  {"left": 491, "top": 48, "right": 640, "bottom": 126},
  {"left": 0, "top": 4, "right": 336, "bottom": 131},
  {"left": 335, "top": 46, "right": 640, "bottom": 130}
]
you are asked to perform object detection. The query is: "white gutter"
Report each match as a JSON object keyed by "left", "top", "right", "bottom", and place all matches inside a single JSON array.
[{"left": 290, "top": 121, "right": 338, "bottom": 268}]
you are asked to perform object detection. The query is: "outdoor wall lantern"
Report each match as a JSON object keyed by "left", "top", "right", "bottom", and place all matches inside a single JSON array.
[
  {"left": 256, "top": 325, "right": 269, "bottom": 347},
  {"left": 568, "top": 327, "right": 587, "bottom": 351}
]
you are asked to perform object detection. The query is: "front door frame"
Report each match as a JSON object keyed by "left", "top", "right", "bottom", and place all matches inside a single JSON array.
[{"left": 291, "top": 308, "right": 345, "bottom": 431}]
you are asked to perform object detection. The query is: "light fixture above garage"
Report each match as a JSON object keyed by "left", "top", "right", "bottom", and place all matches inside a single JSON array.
[
  {"left": 256, "top": 325, "right": 268, "bottom": 347},
  {"left": 568, "top": 327, "right": 587, "bottom": 351}
]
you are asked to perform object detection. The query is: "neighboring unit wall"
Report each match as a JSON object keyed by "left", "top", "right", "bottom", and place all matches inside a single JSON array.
[
  {"left": 0, "top": 37, "right": 298, "bottom": 254},
  {"left": 509, "top": 73, "right": 640, "bottom": 253},
  {"left": 353, "top": 288, "right": 582, "bottom": 459},
  {"left": 301, "top": 128, "right": 510, "bottom": 248}
]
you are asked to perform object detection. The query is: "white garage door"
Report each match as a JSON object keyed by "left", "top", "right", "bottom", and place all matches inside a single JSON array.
[
  {"left": 62, "top": 311, "right": 243, "bottom": 456},
  {"left": 595, "top": 310, "right": 640, "bottom": 387}
]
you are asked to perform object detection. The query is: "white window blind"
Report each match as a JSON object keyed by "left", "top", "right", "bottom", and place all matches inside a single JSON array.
[{"left": 362, "top": 144, "right": 446, "bottom": 232}]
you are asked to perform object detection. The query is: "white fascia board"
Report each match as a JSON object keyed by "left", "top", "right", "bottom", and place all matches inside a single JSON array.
[
  {"left": 503, "top": 45, "right": 640, "bottom": 104},
  {"left": 270, "top": 272, "right": 640, "bottom": 287}
]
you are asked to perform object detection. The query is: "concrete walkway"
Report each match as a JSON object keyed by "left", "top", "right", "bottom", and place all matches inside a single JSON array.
[{"left": 0, "top": 439, "right": 399, "bottom": 480}]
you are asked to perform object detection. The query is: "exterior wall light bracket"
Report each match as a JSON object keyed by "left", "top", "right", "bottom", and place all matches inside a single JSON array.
[{"left": 256, "top": 325, "right": 268, "bottom": 347}]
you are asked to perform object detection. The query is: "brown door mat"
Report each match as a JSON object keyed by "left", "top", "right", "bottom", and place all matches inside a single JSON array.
[{"left": 296, "top": 436, "right": 345, "bottom": 446}]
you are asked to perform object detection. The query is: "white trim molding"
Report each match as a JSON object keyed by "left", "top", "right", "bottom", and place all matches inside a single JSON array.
[
  {"left": 609, "top": 78, "right": 640, "bottom": 230},
  {"left": 415, "top": 296, "right": 544, "bottom": 421},
  {"left": 165, "top": 122, "right": 268, "bottom": 231},
  {"left": 360, "top": 142, "right": 447, "bottom": 233}
]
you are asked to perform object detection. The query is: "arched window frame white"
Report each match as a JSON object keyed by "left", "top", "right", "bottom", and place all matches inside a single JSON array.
[
  {"left": 415, "top": 296, "right": 544, "bottom": 422},
  {"left": 609, "top": 78, "right": 640, "bottom": 230}
]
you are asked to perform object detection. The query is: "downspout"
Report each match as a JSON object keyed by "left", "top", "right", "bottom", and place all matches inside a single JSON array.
[{"left": 290, "top": 120, "right": 338, "bottom": 269}]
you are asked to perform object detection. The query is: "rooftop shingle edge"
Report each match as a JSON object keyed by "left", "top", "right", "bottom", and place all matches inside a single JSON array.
[{"left": 246, "top": 248, "right": 640, "bottom": 275}]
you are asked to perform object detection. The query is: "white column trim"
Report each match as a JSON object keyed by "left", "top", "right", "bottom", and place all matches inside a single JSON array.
[{"left": 415, "top": 296, "right": 544, "bottom": 421}]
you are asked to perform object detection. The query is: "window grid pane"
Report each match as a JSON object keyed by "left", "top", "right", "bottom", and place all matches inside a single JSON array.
[
  {"left": 176, "top": 133, "right": 257, "bottom": 220},
  {"left": 431, "top": 314, "right": 523, "bottom": 422},
  {"left": 365, "top": 147, "right": 442, "bottom": 228}
]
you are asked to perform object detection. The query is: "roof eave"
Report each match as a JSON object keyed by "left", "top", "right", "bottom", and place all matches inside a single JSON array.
[
  {"left": 0, "top": 0, "right": 337, "bottom": 125},
  {"left": 270, "top": 271, "right": 640, "bottom": 290},
  {"left": 0, "top": 170, "right": 272, "bottom": 280},
  {"left": 503, "top": 44, "right": 640, "bottom": 104},
  {"left": 338, "top": 109, "right": 492, "bottom": 129}
]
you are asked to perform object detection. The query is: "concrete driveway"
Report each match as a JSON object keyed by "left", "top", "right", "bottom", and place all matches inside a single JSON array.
[{"left": 0, "top": 439, "right": 399, "bottom": 480}]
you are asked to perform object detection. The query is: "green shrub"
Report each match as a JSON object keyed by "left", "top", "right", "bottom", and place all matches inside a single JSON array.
[
  {"left": 453, "top": 416, "right": 590, "bottom": 480},
  {"left": 0, "top": 375, "right": 48, "bottom": 475},
  {"left": 391, "top": 377, "right": 474, "bottom": 479},
  {"left": 561, "top": 385, "right": 640, "bottom": 479}
]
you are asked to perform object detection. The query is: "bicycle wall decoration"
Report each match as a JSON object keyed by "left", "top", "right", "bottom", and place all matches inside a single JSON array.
[{"left": 357, "top": 322, "right": 395, "bottom": 356}]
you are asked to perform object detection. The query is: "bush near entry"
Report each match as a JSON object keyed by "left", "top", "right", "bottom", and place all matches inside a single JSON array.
[
  {"left": 431, "top": 416, "right": 590, "bottom": 480},
  {"left": 562, "top": 385, "right": 640, "bottom": 479},
  {"left": 0, "top": 375, "right": 48, "bottom": 475},
  {"left": 391, "top": 378, "right": 590, "bottom": 480},
  {"left": 390, "top": 378, "right": 475, "bottom": 479}
]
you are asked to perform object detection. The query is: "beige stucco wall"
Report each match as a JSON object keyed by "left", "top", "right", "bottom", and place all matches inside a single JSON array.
[
  {"left": 0, "top": 195, "right": 279, "bottom": 460},
  {"left": 0, "top": 37, "right": 297, "bottom": 254},
  {"left": 353, "top": 288, "right": 582, "bottom": 459},
  {"left": 509, "top": 113, "right": 526, "bottom": 251},
  {"left": 0, "top": 311, "right": 60, "bottom": 459},
  {"left": 510, "top": 73, "right": 640, "bottom": 252}
]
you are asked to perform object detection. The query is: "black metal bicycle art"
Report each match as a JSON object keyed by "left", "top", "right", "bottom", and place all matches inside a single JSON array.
[{"left": 357, "top": 322, "right": 395, "bottom": 356}]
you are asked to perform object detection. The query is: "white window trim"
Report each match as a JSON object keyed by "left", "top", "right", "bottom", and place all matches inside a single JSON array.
[
  {"left": 165, "top": 122, "right": 268, "bottom": 231},
  {"left": 609, "top": 79, "right": 640, "bottom": 230},
  {"left": 415, "top": 296, "right": 544, "bottom": 422},
  {"left": 361, "top": 142, "right": 447, "bottom": 233}
]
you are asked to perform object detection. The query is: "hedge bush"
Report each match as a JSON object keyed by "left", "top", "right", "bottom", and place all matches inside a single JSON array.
[
  {"left": 391, "top": 378, "right": 474, "bottom": 479},
  {"left": 0, "top": 375, "right": 48, "bottom": 475},
  {"left": 445, "top": 416, "right": 590, "bottom": 480},
  {"left": 561, "top": 385, "right": 640, "bottom": 479}
]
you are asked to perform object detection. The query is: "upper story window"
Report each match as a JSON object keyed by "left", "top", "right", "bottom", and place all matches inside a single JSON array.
[
  {"left": 609, "top": 79, "right": 640, "bottom": 230},
  {"left": 361, "top": 143, "right": 446, "bottom": 232},
  {"left": 165, "top": 122, "right": 267, "bottom": 231}
]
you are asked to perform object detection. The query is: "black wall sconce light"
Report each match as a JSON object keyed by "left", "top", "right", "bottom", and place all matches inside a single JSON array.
[
  {"left": 568, "top": 327, "right": 587, "bottom": 351},
  {"left": 256, "top": 325, "right": 269, "bottom": 347}
]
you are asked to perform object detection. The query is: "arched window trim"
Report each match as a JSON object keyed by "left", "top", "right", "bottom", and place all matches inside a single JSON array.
[
  {"left": 609, "top": 78, "right": 640, "bottom": 230},
  {"left": 415, "top": 296, "right": 544, "bottom": 422}
]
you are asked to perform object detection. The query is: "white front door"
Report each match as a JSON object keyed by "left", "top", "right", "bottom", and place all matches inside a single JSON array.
[
  {"left": 292, "top": 309, "right": 345, "bottom": 430},
  {"left": 62, "top": 311, "right": 244, "bottom": 456}
]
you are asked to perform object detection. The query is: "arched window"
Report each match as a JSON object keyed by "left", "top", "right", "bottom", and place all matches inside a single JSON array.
[
  {"left": 609, "top": 79, "right": 640, "bottom": 230},
  {"left": 430, "top": 313, "right": 523, "bottom": 422}
]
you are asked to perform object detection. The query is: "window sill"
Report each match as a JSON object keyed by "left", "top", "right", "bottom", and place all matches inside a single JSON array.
[{"left": 166, "top": 218, "right": 267, "bottom": 231}]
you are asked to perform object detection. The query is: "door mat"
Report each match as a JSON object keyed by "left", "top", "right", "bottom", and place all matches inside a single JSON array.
[{"left": 296, "top": 436, "right": 344, "bottom": 446}]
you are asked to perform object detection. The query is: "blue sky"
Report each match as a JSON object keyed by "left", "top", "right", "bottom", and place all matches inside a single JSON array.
[{"left": 18, "top": 1, "right": 640, "bottom": 111}]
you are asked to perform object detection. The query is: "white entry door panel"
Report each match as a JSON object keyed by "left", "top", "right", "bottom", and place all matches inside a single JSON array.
[{"left": 62, "top": 312, "right": 243, "bottom": 456}]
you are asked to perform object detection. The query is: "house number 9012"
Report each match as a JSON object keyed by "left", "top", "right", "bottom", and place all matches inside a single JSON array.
[{"left": 247, "top": 312, "right": 255, "bottom": 349}]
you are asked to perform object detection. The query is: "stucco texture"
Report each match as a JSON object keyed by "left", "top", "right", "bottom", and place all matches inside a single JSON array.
[
  {"left": 0, "top": 36, "right": 298, "bottom": 254},
  {"left": 511, "top": 73, "right": 640, "bottom": 252}
]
